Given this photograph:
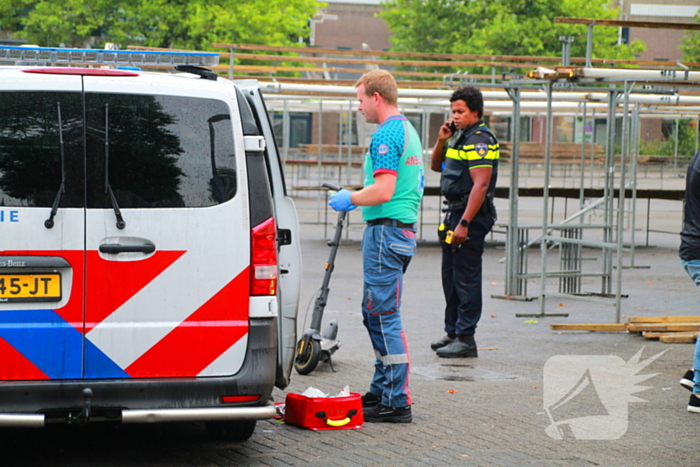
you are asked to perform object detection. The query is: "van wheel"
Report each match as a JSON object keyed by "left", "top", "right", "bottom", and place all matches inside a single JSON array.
[
  {"left": 205, "top": 420, "right": 256, "bottom": 441},
  {"left": 294, "top": 338, "right": 322, "bottom": 375}
]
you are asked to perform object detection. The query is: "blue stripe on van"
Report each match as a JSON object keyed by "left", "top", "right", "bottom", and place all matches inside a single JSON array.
[
  {"left": 0, "top": 309, "right": 130, "bottom": 380},
  {"left": 84, "top": 339, "right": 130, "bottom": 379},
  {"left": 0, "top": 309, "right": 83, "bottom": 379}
]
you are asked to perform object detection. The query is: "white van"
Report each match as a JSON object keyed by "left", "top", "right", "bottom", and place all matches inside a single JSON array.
[{"left": 0, "top": 46, "right": 301, "bottom": 441}]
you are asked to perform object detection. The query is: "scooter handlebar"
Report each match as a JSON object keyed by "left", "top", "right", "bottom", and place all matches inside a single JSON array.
[{"left": 322, "top": 182, "right": 344, "bottom": 192}]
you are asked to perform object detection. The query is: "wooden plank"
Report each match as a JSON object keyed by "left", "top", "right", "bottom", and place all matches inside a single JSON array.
[
  {"left": 627, "top": 323, "right": 700, "bottom": 332},
  {"left": 216, "top": 64, "right": 488, "bottom": 81},
  {"left": 660, "top": 333, "right": 698, "bottom": 343},
  {"left": 628, "top": 316, "right": 700, "bottom": 323},
  {"left": 127, "top": 45, "right": 700, "bottom": 71},
  {"left": 211, "top": 43, "right": 700, "bottom": 68},
  {"left": 642, "top": 331, "right": 664, "bottom": 339},
  {"left": 554, "top": 17, "right": 700, "bottom": 31},
  {"left": 550, "top": 323, "right": 628, "bottom": 331},
  {"left": 231, "top": 52, "right": 540, "bottom": 69}
]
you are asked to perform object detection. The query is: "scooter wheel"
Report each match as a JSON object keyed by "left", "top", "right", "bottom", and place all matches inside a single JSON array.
[{"left": 294, "top": 338, "right": 322, "bottom": 375}]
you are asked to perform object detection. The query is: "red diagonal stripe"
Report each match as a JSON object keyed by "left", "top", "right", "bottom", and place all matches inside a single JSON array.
[
  {"left": 0, "top": 337, "right": 49, "bottom": 380},
  {"left": 125, "top": 268, "right": 250, "bottom": 378},
  {"left": 85, "top": 250, "right": 185, "bottom": 331}
]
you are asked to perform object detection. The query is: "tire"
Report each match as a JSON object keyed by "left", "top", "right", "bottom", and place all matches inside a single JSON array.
[
  {"left": 294, "top": 338, "right": 322, "bottom": 375},
  {"left": 205, "top": 419, "right": 256, "bottom": 441}
]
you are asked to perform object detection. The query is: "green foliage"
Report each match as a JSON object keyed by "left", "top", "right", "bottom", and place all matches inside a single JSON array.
[
  {"left": 0, "top": 0, "right": 322, "bottom": 50},
  {"left": 380, "top": 0, "right": 645, "bottom": 63},
  {"left": 639, "top": 120, "right": 698, "bottom": 161},
  {"left": 681, "top": 12, "right": 700, "bottom": 62}
]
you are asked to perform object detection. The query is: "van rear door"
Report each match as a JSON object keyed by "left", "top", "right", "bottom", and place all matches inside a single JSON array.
[
  {"left": 80, "top": 78, "right": 251, "bottom": 379},
  {"left": 0, "top": 78, "right": 87, "bottom": 381},
  {"left": 236, "top": 81, "right": 302, "bottom": 388}
]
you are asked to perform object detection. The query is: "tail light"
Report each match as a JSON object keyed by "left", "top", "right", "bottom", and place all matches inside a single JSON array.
[{"left": 251, "top": 217, "right": 278, "bottom": 296}]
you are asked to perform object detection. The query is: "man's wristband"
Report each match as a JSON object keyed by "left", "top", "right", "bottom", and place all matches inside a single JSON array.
[{"left": 459, "top": 218, "right": 470, "bottom": 228}]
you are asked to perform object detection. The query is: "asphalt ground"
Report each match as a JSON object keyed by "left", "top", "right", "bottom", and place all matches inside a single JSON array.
[{"left": 2, "top": 194, "right": 698, "bottom": 466}]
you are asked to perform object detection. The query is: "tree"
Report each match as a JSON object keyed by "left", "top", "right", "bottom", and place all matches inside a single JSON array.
[
  {"left": 0, "top": 0, "right": 322, "bottom": 50},
  {"left": 681, "top": 12, "right": 700, "bottom": 62},
  {"left": 380, "top": 0, "right": 645, "bottom": 62}
]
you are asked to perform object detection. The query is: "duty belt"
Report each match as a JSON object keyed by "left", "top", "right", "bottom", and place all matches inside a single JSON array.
[{"left": 443, "top": 199, "right": 467, "bottom": 211}]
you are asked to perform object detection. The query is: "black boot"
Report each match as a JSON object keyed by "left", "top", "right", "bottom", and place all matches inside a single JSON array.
[
  {"left": 430, "top": 335, "right": 455, "bottom": 351},
  {"left": 436, "top": 335, "right": 478, "bottom": 358}
]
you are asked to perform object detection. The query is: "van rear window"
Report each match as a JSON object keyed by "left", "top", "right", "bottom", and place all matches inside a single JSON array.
[
  {"left": 0, "top": 91, "right": 84, "bottom": 208},
  {"left": 85, "top": 93, "right": 237, "bottom": 208},
  {"left": 0, "top": 91, "right": 237, "bottom": 208}
]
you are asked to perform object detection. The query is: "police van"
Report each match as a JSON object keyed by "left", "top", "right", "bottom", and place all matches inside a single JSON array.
[{"left": 0, "top": 46, "right": 302, "bottom": 441}]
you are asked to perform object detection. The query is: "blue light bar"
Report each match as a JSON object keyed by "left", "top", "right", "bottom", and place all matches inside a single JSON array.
[{"left": 0, "top": 46, "right": 219, "bottom": 67}]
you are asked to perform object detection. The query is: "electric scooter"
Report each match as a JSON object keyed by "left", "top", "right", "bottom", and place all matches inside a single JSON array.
[{"left": 294, "top": 182, "right": 347, "bottom": 375}]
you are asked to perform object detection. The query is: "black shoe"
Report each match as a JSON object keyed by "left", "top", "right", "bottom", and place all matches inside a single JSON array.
[
  {"left": 680, "top": 369, "right": 695, "bottom": 392},
  {"left": 436, "top": 337, "right": 478, "bottom": 358},
  {"left": 430, "top": 335, "right": 455, "bottom": 351},
  {"left": 363, "top": 404, "right": 412, "bottom": 423},
  {"left": 361, "top": 391, "right": 381, "bottom": 408},
  {"left": 688, "top": 394, "right": 700, "bottom": 413}
]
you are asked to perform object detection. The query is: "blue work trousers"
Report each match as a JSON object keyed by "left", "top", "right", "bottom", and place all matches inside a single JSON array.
[
  {"left": 681, "top": 258, "right": 700, "bottom": 395},
  {"left": 441, "top": 211, "right": 494, "bottom": 337},
  {"left": 362, "top": 224, "right": 415, "bottom": 408}
]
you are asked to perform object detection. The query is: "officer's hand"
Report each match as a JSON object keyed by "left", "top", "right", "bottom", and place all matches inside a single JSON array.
[
  {"left": 329, "top": 189, "right": 358, "bottom": 211},
  {"left": 452, "top": 224, "right": 468, "bottom": 244},
  {"left": 439, "top": 120, "right": 455, "bottom": 140}
]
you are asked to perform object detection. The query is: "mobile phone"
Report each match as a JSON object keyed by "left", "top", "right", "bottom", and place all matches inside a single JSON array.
[{"left": 448, "top": 121, "right": 457, "bottom": 132}]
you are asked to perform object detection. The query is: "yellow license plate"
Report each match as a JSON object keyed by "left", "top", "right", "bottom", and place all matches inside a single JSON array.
[{"left": 0, "top": 273, "right": 62, "bottom": 302}]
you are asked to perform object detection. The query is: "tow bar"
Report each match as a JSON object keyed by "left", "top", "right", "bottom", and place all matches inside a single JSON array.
[{"left": 69, "top": 388, "right": 93, "bottom": 425}]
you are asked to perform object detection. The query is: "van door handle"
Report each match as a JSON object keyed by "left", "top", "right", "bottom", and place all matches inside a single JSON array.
[{"left": 99, "top": 244, "right": 155, "bottom": 254}]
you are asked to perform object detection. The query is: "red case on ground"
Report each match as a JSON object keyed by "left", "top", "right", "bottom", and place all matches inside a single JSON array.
[{"left": 284, "top": 392, "right": 364, "bottom": 430}]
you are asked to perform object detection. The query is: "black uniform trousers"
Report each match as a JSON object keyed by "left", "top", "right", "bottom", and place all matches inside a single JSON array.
[{"left": 441, "top": 209, "right": 494, "bottom": 337}]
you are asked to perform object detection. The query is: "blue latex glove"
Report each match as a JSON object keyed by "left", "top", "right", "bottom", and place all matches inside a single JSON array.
[{"left": 328, "top": 189, "right": 357, "bottom": 211}]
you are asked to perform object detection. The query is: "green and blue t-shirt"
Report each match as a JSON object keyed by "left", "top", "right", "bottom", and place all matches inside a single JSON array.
[{"left": 362, "top": 115, "right": 424, "bottom": 223}]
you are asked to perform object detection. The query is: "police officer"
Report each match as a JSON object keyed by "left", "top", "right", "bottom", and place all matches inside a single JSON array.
[{"left": 429, "top": 86, "right": 499, "bottom": 358}]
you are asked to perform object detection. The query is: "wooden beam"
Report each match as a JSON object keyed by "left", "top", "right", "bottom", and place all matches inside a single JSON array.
[
  {"left": 550, "top": 323, "right": 628, "bottom": 331},
  {"left": 627, "top": 323, "right": 700, "bottom": 332},
  {"left": 231, "top": 76, "right": 492, "bottom": 88},
  {"left": 554, "top": 17, "right": 700, "bottom": 31},
  {"left": 232, "top": 52, "right": 538, "bottom": 69},
  {"left": 660, "top": 332, "right": 698, "bottom": 343},
  {"left": 213, "top": 42, "right": 570, "bottom": 64},
  {"left": 628, "top": 316, "right": 700, "bottom": 323},
  {"left": 126, "top": 45, "right": 700, "bottom": 73},
  {"left": 213, "top": 42, "right": 690, "bottom": 67},
  {"left": 211, "top": 64, "right": 475, "bottom": 80}
]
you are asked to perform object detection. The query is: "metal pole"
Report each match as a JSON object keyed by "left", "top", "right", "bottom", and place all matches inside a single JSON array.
[
  {"left": 346, "top": 99, "right": 353, "bottom": 186},
  {"left": 229, "top": 47, "right": 234, "bottom": 80},
  {"left": 614, "top": 82, "right": 631, "bottom": 322},
  {"left": 586, "top": 23, "right": 595, "bottom": 68},
  {"left": 316, "top": 100, "right": 324, "bottom": 224},
  {"left": 589, "top": 108, "right": 597, "bottom": 188},
  {"left": 602, "top": 89, "right": 617, "bottom": 295},
  {"left": 282, "top": 100, "right": 290, "bottom": 163},
  {"left": 505, "top": 87, "right": 521, "bottom": 297},
  {"left": 580, "top": 101, "right": 587, "bottom": 209},
  {"left": 539, "top": 81, "right": 554, "bottom": 315},
  {"left": 627, "top": 103, "right": 646, "bottom": 269},
  {"left": 674, "top": 118, "right": 679, "bottom": 169}
]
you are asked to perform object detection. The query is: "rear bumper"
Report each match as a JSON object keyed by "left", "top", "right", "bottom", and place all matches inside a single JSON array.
[
  {"left": 0, "top": 318, "right": 278, "bottom": 427},
  {"left": 0, "top": 402, "right": 276, "bottom": 428}
]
